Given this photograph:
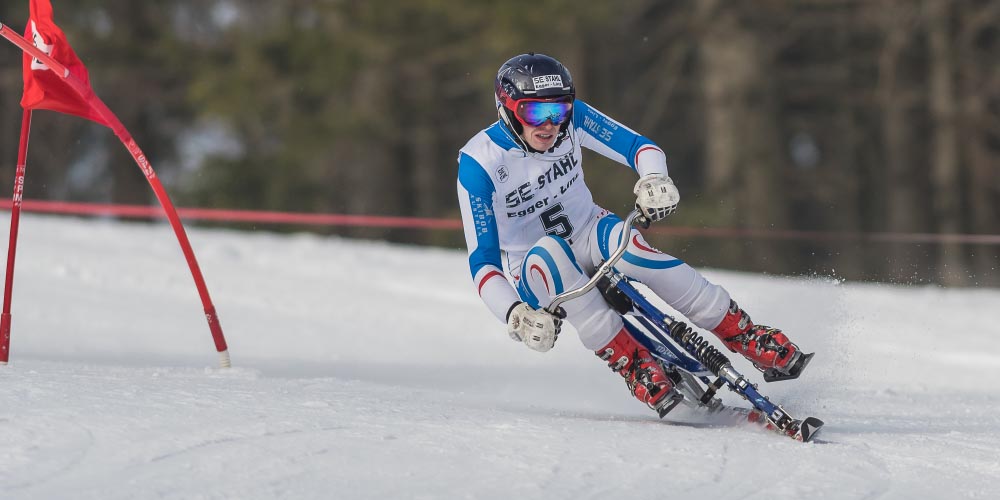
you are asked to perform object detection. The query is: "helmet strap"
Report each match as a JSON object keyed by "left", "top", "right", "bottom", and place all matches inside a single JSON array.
[
  {"left": 497, "top": 107, "right": 533, "bottom": 155},
  {"left": 550, "top": 118, "right": 573, "bottom": 150}
]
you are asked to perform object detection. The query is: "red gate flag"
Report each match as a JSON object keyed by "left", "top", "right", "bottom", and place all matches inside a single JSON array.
[
  {"left": 20, "top": 0, "right": 108, "bottom": 126},
  {"left": 1, "top": 1, "right": 232, "bottom": 367}
]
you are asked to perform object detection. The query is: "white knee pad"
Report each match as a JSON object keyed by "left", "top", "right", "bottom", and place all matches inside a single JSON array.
[{"left": 517, "top": 236, "right": 622, "bottom": 350}]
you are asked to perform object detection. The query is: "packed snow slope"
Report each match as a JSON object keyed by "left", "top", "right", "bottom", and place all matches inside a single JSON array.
[{"left": 1, "top": 214, "right": 998, "bottom": 500}]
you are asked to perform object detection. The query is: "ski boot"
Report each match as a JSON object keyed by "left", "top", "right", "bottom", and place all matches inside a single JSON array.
[
  {"left": 596, "top": 327, "right": 683, "bottom": 417},
  {"left": 711, "top": 300, "right": 813, "bottom": 382}
]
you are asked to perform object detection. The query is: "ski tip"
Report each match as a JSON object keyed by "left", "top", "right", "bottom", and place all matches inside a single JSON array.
[{"left": 796, "top": 416, "right": 825, "bottom": 442}]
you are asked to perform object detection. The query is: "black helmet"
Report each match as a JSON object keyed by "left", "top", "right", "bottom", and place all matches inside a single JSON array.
[{"left": 495, "top": 53, "right": 575, "bottom": 150}]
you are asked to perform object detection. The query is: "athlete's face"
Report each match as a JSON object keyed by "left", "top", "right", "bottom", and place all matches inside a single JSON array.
[{"left": 522, "top": 121, "right": 560, "bottom": 151}]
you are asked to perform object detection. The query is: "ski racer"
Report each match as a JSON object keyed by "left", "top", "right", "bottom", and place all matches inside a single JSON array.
[{"left": 456, "top": 53, "right": 811, "bottom": 417}]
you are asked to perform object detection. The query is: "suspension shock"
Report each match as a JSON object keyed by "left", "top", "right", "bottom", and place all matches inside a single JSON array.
[{"left": 667, "top": 321, "right": 730, "bottom": 375}]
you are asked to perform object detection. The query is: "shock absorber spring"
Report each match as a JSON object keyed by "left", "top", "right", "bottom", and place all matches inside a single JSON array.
[{"left": 667, "top": 321, "right": 730, "bottom": 375}]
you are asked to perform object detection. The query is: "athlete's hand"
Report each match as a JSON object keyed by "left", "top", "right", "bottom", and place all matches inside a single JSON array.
[
  {"left": 634, "top": 174, "right": 680, "bottom": 224},
  {"left": 506, "top": 302, "right": 565, "bottom": 352}
]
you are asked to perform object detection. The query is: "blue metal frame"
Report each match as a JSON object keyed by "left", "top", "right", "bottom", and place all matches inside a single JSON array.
[
  {"left": 616, "top": 279, "right": 707, "bottom": 374},
  {"left": 624, "top": 316, "right": 709, "bottom": 376},
  {"left": 613, "top": 277, "right": 787, "bottom": 420}
]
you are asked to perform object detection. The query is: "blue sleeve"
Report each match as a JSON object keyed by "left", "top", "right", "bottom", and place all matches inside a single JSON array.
[
  {"left": 572, "top": 99, "right": 659, "bottom": 171},
  {"left": 457, "top": 153, "right": 502, "bottom": 278}
]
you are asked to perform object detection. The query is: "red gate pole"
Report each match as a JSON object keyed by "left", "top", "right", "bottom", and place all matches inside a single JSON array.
[
  {"left": 96, "top": 109, "right": 232, "bottom": 368},
  {"left": 0, "top": 109, "right": 31, "bottom": 365}
]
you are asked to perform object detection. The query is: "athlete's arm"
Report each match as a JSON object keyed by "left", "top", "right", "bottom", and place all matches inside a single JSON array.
[{"left": 457, "top": 152, "right": 521, "bottom": 322}]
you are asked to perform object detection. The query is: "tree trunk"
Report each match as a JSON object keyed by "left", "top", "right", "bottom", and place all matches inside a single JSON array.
[
  {"left": 698, "top": 1, "right": 785, "bottom": 270},
  {"left": 698, "top": 0, "right": 744, "bottom": 205},
  {"left": 958, "top": 1, "right": 1000, "bottom": 286},
  {"left": 924, "top": 0, "right": 966, "bottom": 286},
  {"left": 877, "top": 3, "right": 921, "bottom": 282}
]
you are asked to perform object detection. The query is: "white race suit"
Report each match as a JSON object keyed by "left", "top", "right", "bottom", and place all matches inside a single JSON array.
[{"left": 457, "top": 100, "right": 731, "bottom": 349}]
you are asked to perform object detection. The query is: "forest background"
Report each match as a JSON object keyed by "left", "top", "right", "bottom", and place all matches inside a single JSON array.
[{"left": 0, "top": 0, "right": 997, "bottom": 286}]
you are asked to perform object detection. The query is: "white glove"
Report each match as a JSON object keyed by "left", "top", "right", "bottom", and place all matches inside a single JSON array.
[
  {"left": 634, "top": 174, "right": 680, "bottom": 223},
  {"left": 506, "top": 302, "right": 564, "bottom": 352}
]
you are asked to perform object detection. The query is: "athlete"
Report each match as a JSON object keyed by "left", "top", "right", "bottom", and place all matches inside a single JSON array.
[{"left": 457, "top": 53, "right": 810, "bottom": 416}]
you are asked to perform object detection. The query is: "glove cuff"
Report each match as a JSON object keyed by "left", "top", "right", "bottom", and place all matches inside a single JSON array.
[
  {"left": 633, "top": 173, "right": 670, "bottom": 195},
  {"left": 505, "top": 301, "right": 523, "bottom": 323}
]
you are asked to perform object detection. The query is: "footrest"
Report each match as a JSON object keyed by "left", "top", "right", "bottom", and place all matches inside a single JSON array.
[
  {"left": 655, "top": 391, "right": 684, "bottom": 418},
  {"left": 762, "top": 352, "right": 814, "bottom": 383}
]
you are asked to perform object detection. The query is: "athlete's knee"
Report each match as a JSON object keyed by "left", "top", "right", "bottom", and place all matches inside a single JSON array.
[
  {"left": 539, "top": 234, "right": 573, "bottom": 256},
  {"left": 521, "top": 236, "right": 580, "bottom": 275},
  {"left": 590, "top": 213, "right": 626, "bottom": 263},
  {"left": 518, "top": 236, "right": 586, "bottom": 304}
]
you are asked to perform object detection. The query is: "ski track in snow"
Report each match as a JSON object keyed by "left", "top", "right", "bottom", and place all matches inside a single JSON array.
[{"left": 1, "top": 214, "right": 998, "bottom": 500}]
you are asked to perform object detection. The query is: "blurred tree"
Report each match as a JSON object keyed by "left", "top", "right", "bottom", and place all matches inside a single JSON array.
[
  {"left": 875, "top": 1, "right": 926, "bottom": 281},
  {"left": 957, "top": 0, "right": 1000, "bottom": 285},
  {"left": 924, "top": 0, "right": 964, "bottom": 285},
  {"left": 1, "top": 0, "right": 997, "bottom": 285}
]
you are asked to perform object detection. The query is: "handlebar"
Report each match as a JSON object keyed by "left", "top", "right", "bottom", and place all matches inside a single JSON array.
[{"left": 545, "top": 209, "right": 643, "bottom": 314}]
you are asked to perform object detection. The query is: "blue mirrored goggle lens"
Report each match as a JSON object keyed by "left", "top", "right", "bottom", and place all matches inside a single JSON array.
[{"left": 515, "top": 101, "right": 573, "bottom": 127}]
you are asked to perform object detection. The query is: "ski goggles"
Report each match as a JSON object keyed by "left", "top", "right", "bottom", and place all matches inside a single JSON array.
[{"left": 505, "top": 97, "right": 574, "bottom": 127}]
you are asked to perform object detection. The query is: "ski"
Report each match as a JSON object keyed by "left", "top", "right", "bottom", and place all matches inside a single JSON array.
[
  {"left": 663, "top": 398, "right": 823, "bottom": 442},
  {"left": 663, "top": 364, "right": 824, "bottom": 442},
  {"left": 684, "top": 394, "right": 824, "bottom": 442},
  {"left": 743, "top": 407, "right": 824, "bottom": 442}
]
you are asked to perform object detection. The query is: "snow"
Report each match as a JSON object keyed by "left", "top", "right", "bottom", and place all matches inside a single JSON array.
[{"left": 1, "top": 213, "right": 998, "bottom": 500}]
